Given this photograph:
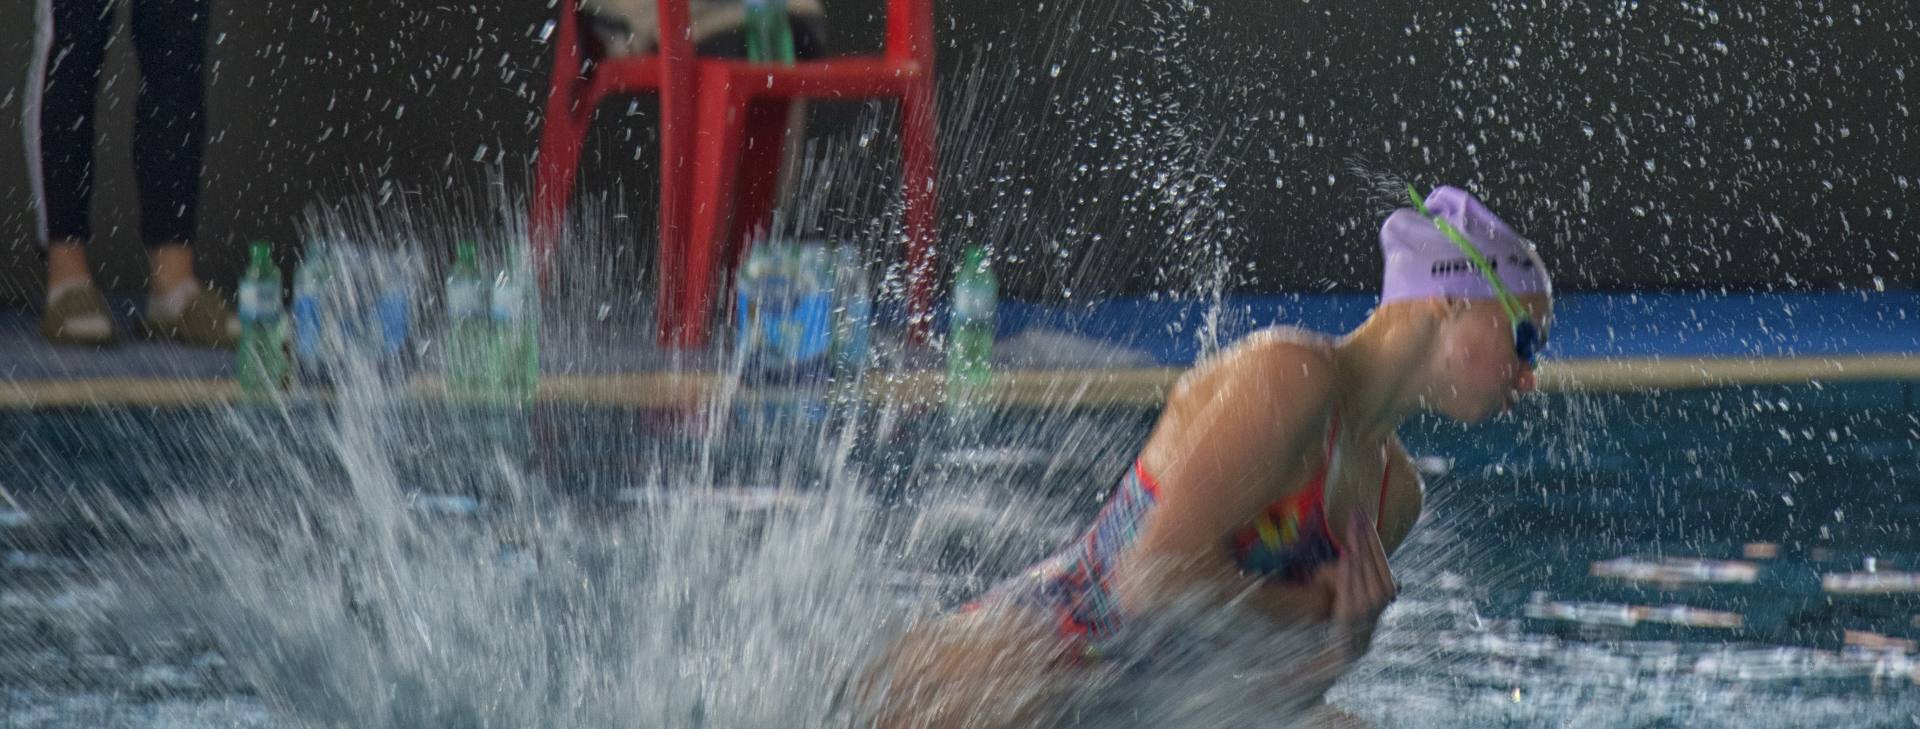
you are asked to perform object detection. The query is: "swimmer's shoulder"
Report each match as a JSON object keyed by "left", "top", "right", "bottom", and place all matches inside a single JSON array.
[
  {"left": 1174, "top": 326, "right": 1337, "bottom": 390},
  {"left": 1168, "top": 326, "right": 1339, "bottom": 411},
  {"left": 1233, "top": 326, "right": 1338, "bottom": 366}
]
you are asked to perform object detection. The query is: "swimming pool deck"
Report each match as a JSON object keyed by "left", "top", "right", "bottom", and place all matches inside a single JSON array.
[{"left": 2, "top": 291, "right": 1916, "bottom": 408}]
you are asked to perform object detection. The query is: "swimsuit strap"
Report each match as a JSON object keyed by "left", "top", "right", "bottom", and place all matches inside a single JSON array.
[
  {"left": 1324, "top": 411, "right": 1341, "bottom": 461},
  {"left": 1332, "top": 408, "right": 1396, "bottom": 527},
  {"left": 1315, "top": 410, "right": 1396, "bottom": 542}
]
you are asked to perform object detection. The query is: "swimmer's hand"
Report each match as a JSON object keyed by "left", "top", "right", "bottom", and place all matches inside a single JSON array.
[
  {"left": 1325, "top": 511, "right": 1398, "bottom": 658},
  {"left": 1270, "top": 514, "right": 1400, "bottom": 704}
]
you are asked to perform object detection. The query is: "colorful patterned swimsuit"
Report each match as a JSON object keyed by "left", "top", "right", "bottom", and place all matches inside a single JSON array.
[{"left": 976, "top": 415, "right": 1392, "bottom": 657}]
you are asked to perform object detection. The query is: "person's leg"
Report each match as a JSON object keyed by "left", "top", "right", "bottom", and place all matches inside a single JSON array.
[
  {"left": 130, "top": 0, "right": 233, "bottom": 347},
  {"left": 46, "top": 242, "right": 91, "bottom": 289},
  {"left": 32, "top": 0, "right": 115, "bottom": 276},
  {"left": 147, "top": 244, "right": 196, "bottom": 300},
  {"left": 31, "top": 0, "right": 117, "bottom": 344},
  {"left": 129, "top": 0, "right": 208, "bottom": 293}
]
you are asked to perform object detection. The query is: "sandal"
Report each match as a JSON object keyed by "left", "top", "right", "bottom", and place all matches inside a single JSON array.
[
  {"left": 39, "top": 284, "right": 119, "bottom": 346},
  {"left": 140, "top": 287, "right": 240, "bottom": 349}
]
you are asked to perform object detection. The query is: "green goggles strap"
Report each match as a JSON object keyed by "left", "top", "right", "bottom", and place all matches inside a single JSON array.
[{"left": 1406, "top": 184, "right": 1525, "bottom": 323}]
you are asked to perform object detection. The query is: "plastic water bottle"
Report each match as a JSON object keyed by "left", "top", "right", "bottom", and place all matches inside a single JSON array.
[
  {"left": 490, "top": 252, "right": 538, "bottom": 405},
  {"left": 830, "top": 246, "right": 872, "bottom": 383},
  {"left": 237, "top": 242, "right": 288, "bottom": 396},
  {"left": 743, "top": 0, "right": 796, "bottom": 63},
  {"left": 445, "top": 242, "right": 490, "bottom": 398},
  {"left": 947, "top": 245, "right": 996, "bottom": 403},
  {"left": 736, "top": 244, "right": 773, "bottom": 363},
  {"left": 790, "top": 243, "right": 833, "bottom": 368},
  {"left": 292, "top": 243, "right": 332, "bottom": 386},
  {"left": 759, "top": 241, "right": 795, "bottom": 366},
  {"left": 374, "top": 273, "right": 412, "bottom": 371}
]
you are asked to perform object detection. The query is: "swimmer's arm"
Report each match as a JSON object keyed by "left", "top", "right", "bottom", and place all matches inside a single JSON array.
[{"left": 1131, "top": 347, "right": 1336, "bottom": 604}]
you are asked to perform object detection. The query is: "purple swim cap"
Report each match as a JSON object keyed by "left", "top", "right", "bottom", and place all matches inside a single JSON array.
[{"left": 1379, "top": 186, "right": 1552, "bottom": 304}]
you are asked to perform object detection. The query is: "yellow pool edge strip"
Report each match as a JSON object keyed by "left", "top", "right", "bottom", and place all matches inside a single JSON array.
[
  {"left": 1534, "top": 354, "right": 1920, "bottom": 393},
  {"left": 1, "top": 354, "right": 1915, "bottom": 410},
  {"left": 1, "top": 377, "right": 245, "bottom": 409}
]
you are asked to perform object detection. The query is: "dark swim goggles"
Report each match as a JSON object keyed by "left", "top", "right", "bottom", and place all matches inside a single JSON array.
[{"left": 1407, "top": 185, "right": 1545, "bottom": 367}]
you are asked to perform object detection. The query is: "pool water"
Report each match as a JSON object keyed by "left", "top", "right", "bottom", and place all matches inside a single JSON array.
[{"left": 0, "top": 381, "right": 1915, "bottom": 727}]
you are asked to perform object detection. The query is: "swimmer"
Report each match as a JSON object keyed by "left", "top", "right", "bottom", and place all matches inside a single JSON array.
[{"left": 862, "top": 185, "right": 1554, "bottom": 728}]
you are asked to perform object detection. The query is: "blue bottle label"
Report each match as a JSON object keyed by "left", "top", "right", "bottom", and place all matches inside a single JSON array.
[
  {"left": 377, "top": 292, "right": 410, "bottom": 355},
  {"left": 293, "top": 295, "right": 322, "bottom": 357}
]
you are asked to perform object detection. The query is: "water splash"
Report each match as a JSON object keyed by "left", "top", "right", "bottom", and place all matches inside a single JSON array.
[{"left": 4, "top": 0, "right": 1918, "bottom": 726}]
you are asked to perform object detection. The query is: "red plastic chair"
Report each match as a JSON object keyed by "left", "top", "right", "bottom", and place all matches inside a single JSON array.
[
  {"left": 532, "top": 0, "right": 939, "bottom": 348},
  {"left": 531, "top": 0, "right": 697, "bottom": 340}
]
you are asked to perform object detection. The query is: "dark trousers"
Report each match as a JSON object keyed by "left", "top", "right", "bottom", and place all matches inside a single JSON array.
[{"left": 29, "top": 0, "right": 209, "bottom": 250}]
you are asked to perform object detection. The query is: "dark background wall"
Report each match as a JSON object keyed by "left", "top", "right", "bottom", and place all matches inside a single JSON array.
[{"left": 1, "top": 0, "right": 1912, "bottom": 307}]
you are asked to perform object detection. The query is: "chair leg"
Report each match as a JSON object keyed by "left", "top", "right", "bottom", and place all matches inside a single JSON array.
[
  {"left": 532, "top": 0, "right": 588, "bottom": 288},
  {"left": 653, "top": 0, "right": 700, "bottom": 346},
  {"left": 656, "top": 87, "right": 689, "bottom": 345},
  {"left": 899, "top": 80, "right": 939, "bottom": 345},
  {"left": 726, "top": 99, "right": 793, "bottom": 276},
  {"left": 677, "top": 66, "right": 747, "bottom": 348},
  {"left": 531, "top": 104, "right": 583, "bottom": 288}
]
